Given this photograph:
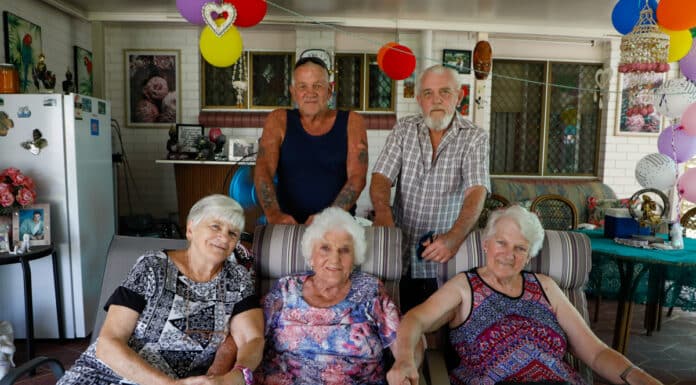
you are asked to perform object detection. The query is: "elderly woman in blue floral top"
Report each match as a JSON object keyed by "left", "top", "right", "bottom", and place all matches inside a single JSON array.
[
  {"left": 58, "top": 194, "right": 263, "bottom": 385},
  {"left": 254, "top": 207, "right": 402, "bottom": 385}
]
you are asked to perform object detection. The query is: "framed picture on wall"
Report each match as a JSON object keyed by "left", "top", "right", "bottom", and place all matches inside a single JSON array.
[
  {"left": 12, "top": 203, "right": 50, "bottom": 246},
  {"left": 614, "top": 72, "right": 665, "bottom": 136},
  {"left": 74, "top": 46, "right": 93, "bottom": 96},
  {"left": 443, "top": 49, "right": 472, "bottom": 75},
  {"left": 3, "top": 11, "right": 43, "bottom": 93},
  {"left": 250, "top": 52, "right": 294, "bottom": 108},
  {"left": 124, "top": 49, "right": 181, "bottom": 128}
]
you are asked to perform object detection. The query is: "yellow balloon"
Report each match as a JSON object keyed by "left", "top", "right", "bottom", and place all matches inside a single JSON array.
[
  {"left": 661, "top": 27, "right": 693, "bottom": 62},
  {"left": 199, "top": 19, "right": 243, "bottom": 68}
]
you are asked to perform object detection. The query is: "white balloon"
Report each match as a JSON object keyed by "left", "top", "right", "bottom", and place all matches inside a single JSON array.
[
  {"left": 654, "top": 78, "right": 696, "bottom": 119},
  {"left": 635, "top": 153, "right": 678, "bottom": 191}
]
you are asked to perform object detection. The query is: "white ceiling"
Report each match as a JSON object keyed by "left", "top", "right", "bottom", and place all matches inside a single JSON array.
[{"left": 42, "top": 0, "right": 620, "bottom": 39}]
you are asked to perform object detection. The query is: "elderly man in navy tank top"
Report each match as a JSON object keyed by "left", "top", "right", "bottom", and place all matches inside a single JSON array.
[
  {"left": 254, "top": 57, "right": 368, "bottom": 225},
  {"left": 370, "top": 65, "right": 490, "bottom": 312}
]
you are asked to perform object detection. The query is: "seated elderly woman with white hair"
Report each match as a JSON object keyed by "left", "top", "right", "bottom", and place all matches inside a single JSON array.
[{"left": 254, "top": 207, "right": 402, "bottom": 385}]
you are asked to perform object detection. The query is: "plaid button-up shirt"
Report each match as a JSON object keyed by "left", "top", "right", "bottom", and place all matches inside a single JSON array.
[{"left": 373, "top": 113, "right": 490, "bottom": 279}]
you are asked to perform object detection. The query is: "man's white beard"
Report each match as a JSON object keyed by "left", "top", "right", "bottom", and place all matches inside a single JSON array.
[{"left": 425, "top": 110, "right": 455, "bottom": 131}]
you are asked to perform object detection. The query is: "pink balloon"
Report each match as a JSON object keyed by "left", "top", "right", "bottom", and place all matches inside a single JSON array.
[
  {"left": 682, "top": 103, "right": 696, "bottom": 136},
  {"left": 680, "top": 39, "right": 696, "bottom": 82},
  {"left": 176, "top": 0, "right": 208, "bottom": 25},
  {"left": 657, "top": 124, "right": 696, "bottom": 162},
  {"left": 677, "top": 168, "right": 696, "bottom": 203}
]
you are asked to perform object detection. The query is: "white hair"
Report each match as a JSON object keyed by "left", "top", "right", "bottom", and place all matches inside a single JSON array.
[
  {"left": 483, "top": 205, "right": 545, "bottom": 257},
  {"left": 415, "top": 64, "right": 461, "bottom": 96},
  {"left": 301, "top": 207, "right": 367, "bottom": 267},
  {"left": 187, "top": 194, "right": 245, "bottom": 232}
]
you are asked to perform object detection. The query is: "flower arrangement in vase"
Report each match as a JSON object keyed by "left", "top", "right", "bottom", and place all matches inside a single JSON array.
[{"left": 0, "top": 167, "right": 36, "bottom": 216}]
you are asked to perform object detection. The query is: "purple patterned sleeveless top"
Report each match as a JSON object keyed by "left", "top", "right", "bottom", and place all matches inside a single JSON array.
[{"left": 448, "top": 269, "right": 587, "bottom": 385}]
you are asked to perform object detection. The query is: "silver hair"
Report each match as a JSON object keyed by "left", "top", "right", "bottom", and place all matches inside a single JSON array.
[
  {"left": 483, "top": 205, "right": 545, "bottom": 257},
  {"left": 301, "top": 207, "right": 367, "bottom": 267},
  {"left": 415, "top": 64, "right": 461, "bottom": 96},
  {"left": 187, "top": 194, "right": 245, "bottom": 232}
]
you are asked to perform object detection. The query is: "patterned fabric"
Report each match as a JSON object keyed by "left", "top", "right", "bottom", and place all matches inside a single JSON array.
[
  {"left": 372, "top": 113, "right": 490, "bottom": 279},
  {"left": 57, "top": 250, "right": 257, "bottom": 384},
  {"left": 448, "top": 270, "right": 587, "bottom": 385},
  {"left": 586, "top": 196, "right": 630, "bottom": 227},
  {"left": 256, "top": 271, "right": 400, "bottom": 385},
  {"left": 252, "top": 224, "right": 403, "bottom": 307},
  {"left": 438, "top": 229, "right": 593, "bottom": 384}
]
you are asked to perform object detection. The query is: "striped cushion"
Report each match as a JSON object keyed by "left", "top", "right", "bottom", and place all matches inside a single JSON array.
[{"left": 252, "top": 224, "right": 403, "bottom": 306}]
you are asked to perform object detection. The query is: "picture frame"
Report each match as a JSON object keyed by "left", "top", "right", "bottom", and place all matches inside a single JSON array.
[
  {"left": 228, "top": 137, "right": 259, "bottom": 162},
  {"left": 250, "top": 52, "right": 294, "bottom": 108},
  {"left": 457, "top": 84, "right": 471, "bottom": 116},
  {"left": 0, "top": 231, "right": 8, "bottom": 252},
  {"left": 176, "top": 124, "right": 204, "bottom": 156},
  {"left": 125, "top": 49, "right": 181, "bottom": 128},
  {"left": 12, "top": 203, "right": 51, "bottom": 246},
  {"left": 614, "top": 72, "right": 665, "bottom": 136},
  {"left": 74, "top": 46, "right": 93, "bottom": 96},
  {"left": 443, "top": 49, "right": 472, "bottom": 75},
  {"left": 3, "top": 11, "right": 43, "bottom": 93}
]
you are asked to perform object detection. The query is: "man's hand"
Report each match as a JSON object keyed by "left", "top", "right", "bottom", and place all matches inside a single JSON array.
[{"left": 421, "top": 231, "right": 460, "bottom": 263}]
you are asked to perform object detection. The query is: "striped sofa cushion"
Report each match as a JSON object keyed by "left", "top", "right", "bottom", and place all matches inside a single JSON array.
[{"left": 252, "top": 224, "right": 403, "bottom": 306}]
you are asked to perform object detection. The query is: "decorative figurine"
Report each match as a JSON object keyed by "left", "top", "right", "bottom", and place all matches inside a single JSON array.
[
  {"left": 195, "top": 135, "right": 214, "bottom": 160},
  {"left": 208, "top": 127, "right": 227, "bottom": 161},
  {"left": 670, "top": 222, "right": 684, "bottom": 249},
  {"left": 166, "top": 126, "right": 180, "bottom": 160},
  {"left": 20, "top": 129, "right": 48, "bottom": 155},
  {"left": 32, "top": 53, "right": 56, "bottom": 91},
  {"left": 639, "top": 194, "right": 662, "bottom": 228},
  {"left": 62, "top": 68, "right": 75, "bottom": 94}
]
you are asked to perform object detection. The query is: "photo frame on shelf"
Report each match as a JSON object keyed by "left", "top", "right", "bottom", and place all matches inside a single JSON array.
[
  {"left": 0, "top": 231, "right": 8, "bottom": 252},
  {"left": 12, "top": 203, "right": 50, "bottom": 246},
  {"left": 124, "top": 49, "right": 181, "bottom": 128},
  {"left": 74, "top": 46, "right": 93, "bottom": 96},
  {"left": 228, "top": 137, "right": 258, "bottom": 162},
  {"left": 176, "top": 124, "right": 204, "bottom": 156},
  {"left": 250, "top": 52, "right": 294, "bottom": 108},
  {"left": 614, "top": 72, "right": 666, "bottom": 136},
  {"left": 443, "top": 49, "right": 472, "bottom": 75},
  {"left": 457, "top": 84, "right": 471, "bottom": 116},
  {"left": 3, "top": 11, "right": 43, "bottom": 93}
]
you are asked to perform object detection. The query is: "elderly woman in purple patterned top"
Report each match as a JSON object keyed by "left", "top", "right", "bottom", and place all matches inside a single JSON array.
[{"left": 387, "top": 205, "right": 662, "bottom": 385}]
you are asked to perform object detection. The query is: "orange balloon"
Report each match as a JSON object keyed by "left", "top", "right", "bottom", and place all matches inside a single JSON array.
[
  {"left": 657, "top": 0, "right": 696, "bottom": 31},
  {"left": 377, "top": 42, "right": 398, "bottom": 69}
]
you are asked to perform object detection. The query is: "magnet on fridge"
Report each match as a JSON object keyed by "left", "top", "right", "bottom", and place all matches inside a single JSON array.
[
  {"left": 0, "top": 111, "right": 14, "bottom": 136},
  {"left": 17, "top": 106, "right": 31, "bottom": 118},
  {"left": 20, "top": 129, "right": 48, "bottom": 155}
]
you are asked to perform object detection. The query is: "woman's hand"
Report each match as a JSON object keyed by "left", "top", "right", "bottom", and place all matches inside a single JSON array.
[{"left": 387, "top": 360, "right": 420, "bottom": 385}]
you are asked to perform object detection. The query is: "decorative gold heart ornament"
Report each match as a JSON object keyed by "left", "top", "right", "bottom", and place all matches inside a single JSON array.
[{"left": 202, "top": 2, "right": 237, "bottom": 37}]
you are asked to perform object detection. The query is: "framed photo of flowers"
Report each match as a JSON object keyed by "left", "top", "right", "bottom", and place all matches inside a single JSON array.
[
  {"left": 125, "top": 49, "right": 181, "bottom": 128},
  {"left": 3, "top": 11, "right": 43, "bottom": 93},
  {"left": 74, "top": 46, "right": 93, "bottom": 96},
  {"left": 614, "top": 72, "right": 665, "bottom": 136},
  {"left": 12, "top": 203, "right": 50, "bottom": 246}
]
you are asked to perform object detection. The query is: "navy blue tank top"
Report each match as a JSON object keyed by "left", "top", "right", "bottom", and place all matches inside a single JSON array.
[{"left": 277, "top": 109, "right": 355, "bottom": 223}]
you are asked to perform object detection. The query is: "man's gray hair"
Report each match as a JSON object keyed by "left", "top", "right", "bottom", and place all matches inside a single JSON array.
[
  {"left": 301, "top": 207, "right": 367, "bottom": 267},
  {"left": 483, "top": 205, "right": 545, "bottom": 257},
  {"left": 187, "top": 194, "right": 245, "bottom": 232},
  {"left": 415, "top": 64, "right": 461, "bottom": 95}
]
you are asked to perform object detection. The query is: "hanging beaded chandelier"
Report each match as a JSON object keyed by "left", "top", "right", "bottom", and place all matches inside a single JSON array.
[{"left": 618, "top": 1, "right": 670, "bottom": 73}]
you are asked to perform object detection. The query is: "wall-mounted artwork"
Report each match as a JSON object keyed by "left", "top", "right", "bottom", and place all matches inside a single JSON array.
[
  {"left": 250, "top": 52, "right": 294, "bottom": 108},
  {"left": 74, "top": 46, "right": 93, "bottom": 96},
  {"left": 615, "top": 72, "right": 665, "bottom": 136},
  {"left": 443, "top": 49, "right": 472, "bottom": 75},
  {"left": 3, "top": 11, "right": 43, "bottom": 93},
  {"left": 125, "top": 49, "right": 181, "bottom": 128},
  {"left": 457, "top": 84, "right": 471, "bottom": 116}
]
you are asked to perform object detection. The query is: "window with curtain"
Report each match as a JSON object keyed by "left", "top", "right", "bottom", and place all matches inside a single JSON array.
[{"left": 489, "top": 59, "right": 602, "bottom": 177}]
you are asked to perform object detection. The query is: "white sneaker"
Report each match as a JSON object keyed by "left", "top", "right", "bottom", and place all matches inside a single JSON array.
[{"left": 0, "top": 321, "right": 15, "bottom": 380}]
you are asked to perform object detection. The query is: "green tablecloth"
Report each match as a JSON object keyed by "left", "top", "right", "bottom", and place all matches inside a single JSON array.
[{"left": 581, "top": 230, "right": 696, "bottom": 311}]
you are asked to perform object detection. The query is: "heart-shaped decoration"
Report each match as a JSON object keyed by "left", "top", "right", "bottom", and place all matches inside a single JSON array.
[{"left": 202, "top": 2, "right": 237, "bottom": 37}]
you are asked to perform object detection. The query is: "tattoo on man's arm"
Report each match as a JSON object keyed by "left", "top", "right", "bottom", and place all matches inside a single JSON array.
[
  {"left": 259, "top": 182, "right": 279, "bottom": 210},
  {"left": 334, "top": 187, "right": 357, "bottom": 209},
  {"left": 357, "top": 138, "right": 368, "bottom": 165}
]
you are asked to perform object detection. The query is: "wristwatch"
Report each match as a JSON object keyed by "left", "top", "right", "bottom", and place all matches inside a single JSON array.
[{"left": 234, "top": 365, "right": 253, "bottom": 385}]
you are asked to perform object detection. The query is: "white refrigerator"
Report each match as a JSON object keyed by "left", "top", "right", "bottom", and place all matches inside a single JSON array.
[{"left": 0, "top": 93, "right": 115, "bottom": 339}]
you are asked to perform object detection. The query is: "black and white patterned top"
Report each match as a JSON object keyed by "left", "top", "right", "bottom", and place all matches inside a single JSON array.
[{"left": 57, "top": 247, "right": 258, "bottom": 384}]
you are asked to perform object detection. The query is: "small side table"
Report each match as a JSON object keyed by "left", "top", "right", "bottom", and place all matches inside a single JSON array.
[{"left": 0, "top": 244, "right": 65, "bottom": 360}]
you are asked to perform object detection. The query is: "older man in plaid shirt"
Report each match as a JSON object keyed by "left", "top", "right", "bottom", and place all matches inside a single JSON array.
[{"left": 370, "top": 64, "right": 490, "bottom": 311}]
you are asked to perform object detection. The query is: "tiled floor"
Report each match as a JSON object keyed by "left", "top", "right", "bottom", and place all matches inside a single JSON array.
[{"left": 6, "top": 300, "right": 696, "bottom": 385}]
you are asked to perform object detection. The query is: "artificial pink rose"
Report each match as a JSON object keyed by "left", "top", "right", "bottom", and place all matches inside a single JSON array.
[
  {"left": 20, "top": 176, "right": 35, "bottom": 190},
  {"left": 142, "top": 76, "right": 169, "bottom": 101},
  {"left": 10, "top": 172, "right": 29, "bottom": 187},
  {"left": 135, "top": 99, "right": 159, "bottom": 122},
  {"left": 1, "top": 167, "right": 20, "bottom": 179},
  {"left": 0, "top": 190, "right": 14, "bottom": 207},
  {"left": 0, "top": 183, "right": 9, "bottom": 194},
  {"left": 15, "top": 187, "right": 36, "bottom": 206}
]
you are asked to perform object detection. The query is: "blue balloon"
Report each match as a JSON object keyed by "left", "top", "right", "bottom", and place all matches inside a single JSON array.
[{"left": 612, "top": 0, "right": 658, "bottom": 35}]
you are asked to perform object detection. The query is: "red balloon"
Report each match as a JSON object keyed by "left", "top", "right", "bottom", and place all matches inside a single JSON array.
[
  {"left": 377, "top": 42, "right": 398, "bottom": 68},
  {"left": 657, "top": 0, "right": 696, "bottom": 31},
  {"left": 381, "top": 44, "right": 416, "bottom": 80},
  {"left": 224, "top": 0, "right": 267, "bottom": 27}
]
